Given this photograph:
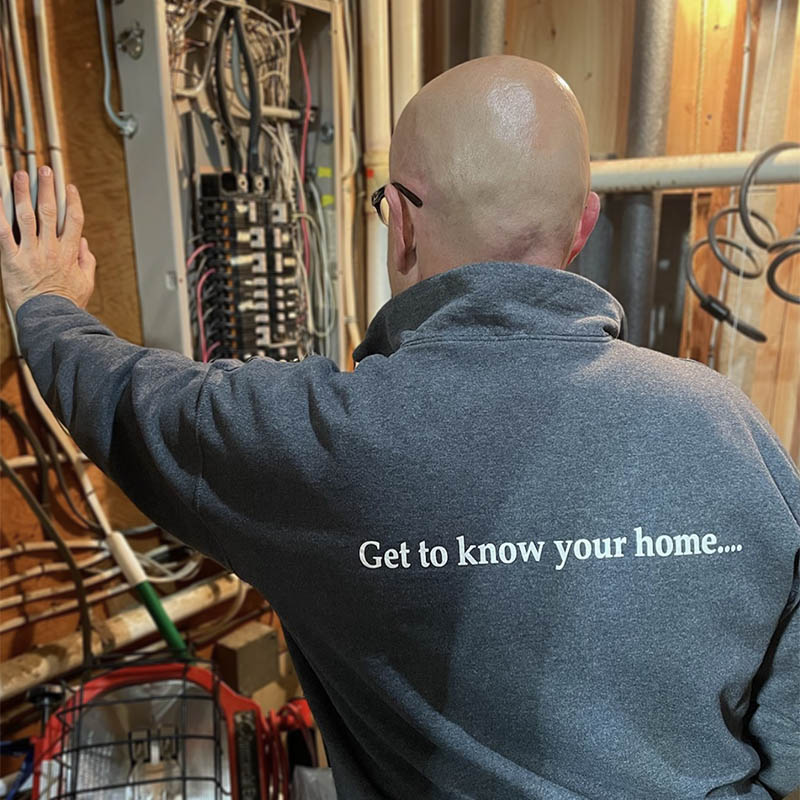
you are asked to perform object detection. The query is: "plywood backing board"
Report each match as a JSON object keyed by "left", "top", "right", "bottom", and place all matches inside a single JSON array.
[
  {"left": 749, "top": 2, "right": 800, "bottom": 462},
  {"left": 0, "top": 2, "right": 281, "bottom": 694},
  {"left": 504, "top": 0, "right": 635, "bottom": 158},
  {"left": 716, "top": 0, "right": 798, "bottom": 394},
  {"left": 673, "top": 0, "right": 752, "bottom": 365},
  {"left": 0, "top": 0, "right": 152, "bottom": 662}
]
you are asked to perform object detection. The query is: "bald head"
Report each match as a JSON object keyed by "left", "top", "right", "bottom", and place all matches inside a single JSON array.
[{"left": 384, "top": 56, "right": 598, "bottom": 294}]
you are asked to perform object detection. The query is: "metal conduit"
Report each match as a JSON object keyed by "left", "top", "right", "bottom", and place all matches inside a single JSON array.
[
  {"left": 617, "top": 0, "right": 676, "bottom": 347},
  {"left": 469, "top": 0, "right": 507, "bottom": 59}
]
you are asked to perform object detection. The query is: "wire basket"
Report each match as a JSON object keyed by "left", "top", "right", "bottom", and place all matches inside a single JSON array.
[{"left": 33, "top": 657, "right": 268, "bottom": 800}]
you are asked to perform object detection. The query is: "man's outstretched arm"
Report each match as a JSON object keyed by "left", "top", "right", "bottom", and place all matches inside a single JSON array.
[
  {"left": 0, "top": 168, "right": 234, "bottom": 563},
  {"left": 0, "top": 168, "right": 344, "bottom": 577}
]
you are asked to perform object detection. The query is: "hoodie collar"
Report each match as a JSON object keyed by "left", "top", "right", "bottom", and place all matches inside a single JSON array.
[{"left": 353, "top": 262, "right": 624, "bottom": 361}]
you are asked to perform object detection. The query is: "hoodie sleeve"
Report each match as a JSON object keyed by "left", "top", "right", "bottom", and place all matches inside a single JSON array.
[
  {"left": 739, "top": 398, "right": 800, "bottom": 798},
  {"left": 14, "top": 293, "right": 342, "bottom": 572},
  {"left": 747, "top": 577, "right": 800, "bottom": 799}
]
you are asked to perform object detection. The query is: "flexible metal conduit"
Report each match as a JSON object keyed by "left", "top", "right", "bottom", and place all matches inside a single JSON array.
[{"left": 617, "top": 0, "right": 676, "bottom": 347}]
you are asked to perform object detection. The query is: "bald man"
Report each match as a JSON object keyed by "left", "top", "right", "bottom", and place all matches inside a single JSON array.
[{"left": 2, "top": 57, "right": 798, "bottom": 800}]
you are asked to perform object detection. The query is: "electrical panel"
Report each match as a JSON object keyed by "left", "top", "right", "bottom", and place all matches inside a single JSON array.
[
  {"left": 110, "top": 0, "right": 345, "bottom": 365},
  {"left": 196, "top": 173, "right": 301, "bottom": 361}
]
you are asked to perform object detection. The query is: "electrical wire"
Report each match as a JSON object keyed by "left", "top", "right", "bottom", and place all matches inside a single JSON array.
[
  {"left": 232, "top": 7, "right": 262, "bottom": 174},
  {"left": 0, "top": 549, "right": 110, "bottom": 592},
  {"left": 196, "top": 268, "right": 217, "bottom": 361},
  {"left": 173, "top": 8, "right": 227, "bottom": 98},
  {"left": 709, "top": 0, "right": 753, "bottom": 368},
  {"left": 214, "top": 11, "right": 243, "bottom": 173},
  {"left": 738, "top": 142, "right": 800, "bottom": 249},
  {"left": 0, "top": 9, "right": 12, "bottom": 223},
  {"left": 46, "top": 434, "right": 102, "bottom": 532},
  {"left": 32, "top": 0, "right": 66, "bottom": 231},
  {"left": 95, "top": 0, "right": 137, "bottom": 137},
  {"left": 726, "top": 0, "right": 785, "bottom": 375},
  {"left": 0, "top": 398, "right": 50, "bottom": 511},
  {"left": 289, "top": 4, "right": 313, "bottom": 276},
  {"left": 0, "top": 539, "right": 103, "bottom": 559},
  {"left": 0, "top": 456, "right": 93, "bottom": 667},
  {"left": 6, "top": 0, "right": 37, "bottom": 201},
  {"left": 230, "top": 27, "right": 250, "bottom": 108},
  {"left": 766, "top": 246, "right": 800, "bottom": 304},
  {"left": 684, "top": 236, "right": 766, "bottom": 343},
  {"left": 707, "top": 206, "right": 775, "bottom": 279}
]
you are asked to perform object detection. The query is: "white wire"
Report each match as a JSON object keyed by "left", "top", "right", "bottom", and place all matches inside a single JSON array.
[
  {"left": 32, "top": 0, "right": 67, "bottom": 231},
  {"left": 754, "top": 0, "right": 784, "bottom": 151},
  {"left": 6, "top": 0, "right": 37, "bottom": 201},
  {"left": 727, "top": 0, "right": 783, "bottom": 377},
  {"left": 708, "top": 0, "right": 753, "bottom": 368},
  {"left": 0, "top": 550, "right": 110, "bottom": 591}
]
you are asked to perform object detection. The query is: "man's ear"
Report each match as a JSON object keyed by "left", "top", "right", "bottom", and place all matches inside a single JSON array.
[
  {"left": 565, "top": 191, "right": 600, "bottom": 266},
  {"left": 385, "top": 184, "right": 416, "bottom": 274}
]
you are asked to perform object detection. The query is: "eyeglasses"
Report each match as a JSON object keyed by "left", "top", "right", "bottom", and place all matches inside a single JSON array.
[{"left": 371, "top": 182, "right": 423, "bottom": 226}]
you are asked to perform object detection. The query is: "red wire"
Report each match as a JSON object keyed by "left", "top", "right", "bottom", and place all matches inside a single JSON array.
[
  {"left": 196, "top": 269, "right": 216, "bottom": 362},
  {"left": 186, "top": 242, "right": 214, "bottom": 270}
]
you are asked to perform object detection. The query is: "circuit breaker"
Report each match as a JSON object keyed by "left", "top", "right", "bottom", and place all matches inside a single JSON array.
[
  {"left": 196, "top": 173, "right": 301, "bottom": 361},
  {"left": 110, "top": 0, "right": 345, "bottom": 365}
]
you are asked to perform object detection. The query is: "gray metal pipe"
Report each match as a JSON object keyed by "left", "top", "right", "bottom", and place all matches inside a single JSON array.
[
  {"left": 469, "top": 0, "right": 506, "bottom": 59},
  {"left": 617, "top": 0, "right": 676, "bottom": 347},
  {"left": 591, "top": 149, "right": 800, "bottom": 193}
]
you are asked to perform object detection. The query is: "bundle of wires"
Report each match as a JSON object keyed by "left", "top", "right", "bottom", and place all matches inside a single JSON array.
[
  {"left": 684, "top": 141, "right": 800, "bottom": 343},
  {"left": 167, "top": 1, "right": 341, "bottom": 360},
  {"left": 0, "top": 398, "right": 211, "bottom": 657}
]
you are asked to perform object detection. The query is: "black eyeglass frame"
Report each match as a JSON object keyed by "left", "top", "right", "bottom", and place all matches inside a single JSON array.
[{"left": 371, "top": 182, "right": 423, "bottom": 223}]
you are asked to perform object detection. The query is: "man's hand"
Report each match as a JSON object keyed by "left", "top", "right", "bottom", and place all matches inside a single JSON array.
[{"left": 0, "top": 167, "right": 96, "bottom": 317}]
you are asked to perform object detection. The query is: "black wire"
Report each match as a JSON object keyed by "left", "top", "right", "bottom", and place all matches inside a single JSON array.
[
  {"left": 0, "top": 455, "right": 94, "bottom": 669},
  {"left": 739, "top": 142, "right": 800, "bottom": 249},
  {"left": 0, "top": 398, "right": 50, "bottom": 512},
  {"left": 685, "top": 236, "right": 759, "bottom": 301},
  {"left": 45, "top": 433, "right": 103, "bottom": 533},
  {"left": 214, "top": 10, "right": 243, "bottom": 174},
  {"left": 707, "top": 206, "right": 774, "bottom": 279},
  {"left": 684, "top": 236, "right": 766, "bottom": 343},
  {"left": 767, "top": 245, "right": 800, "bottom": 304},
  {"left": 232, "top": 8, "right": 262, "bottom": 175}
]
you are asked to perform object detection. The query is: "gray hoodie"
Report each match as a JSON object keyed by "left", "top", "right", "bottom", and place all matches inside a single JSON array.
[{"left": 17, "top": 262, "right": 800, "bottom": 800}]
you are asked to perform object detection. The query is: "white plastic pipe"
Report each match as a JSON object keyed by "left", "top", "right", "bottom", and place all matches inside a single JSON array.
[
  {"left": 332, "top": 0, "right": 362, "bottom": 354},
  {"left": 33, "top": 0, "right": 67, "bottom": 231},
  {"left": 366, "top": 217, "right": 390, "bottom": 321},
  {"left": 590, "top": 150, "right": 800, "bottom": 193},
  {"left": 390, "top": 0, "right": 422, "bottom": 126},
  {"left": 0, "top": 573, "right": 241, "bottom": 701},
  {"left": 359, "top": 0, "right": 393, "bottom": 320}
]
